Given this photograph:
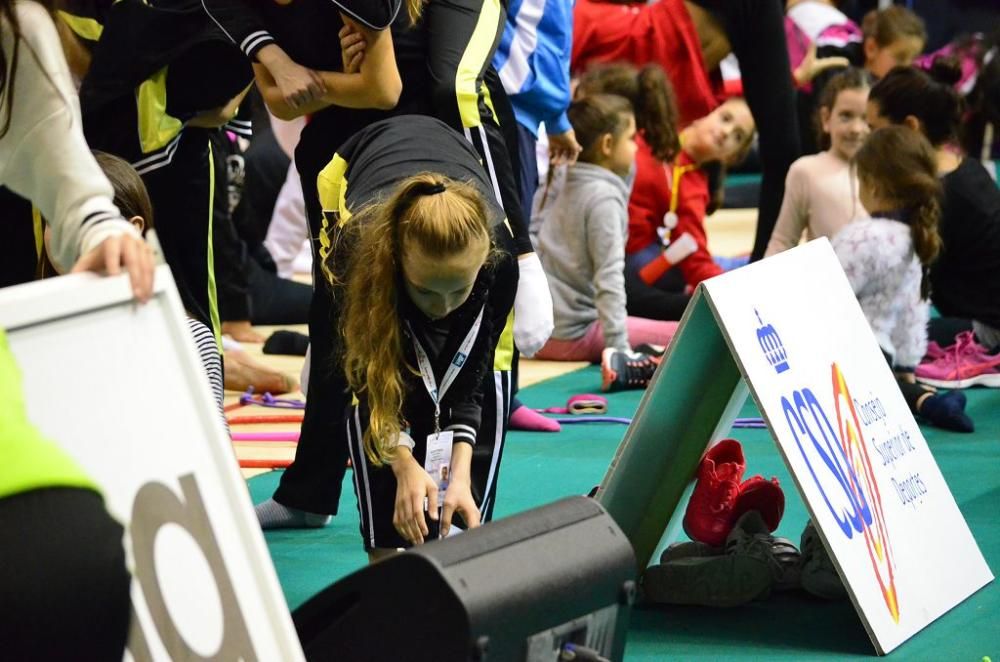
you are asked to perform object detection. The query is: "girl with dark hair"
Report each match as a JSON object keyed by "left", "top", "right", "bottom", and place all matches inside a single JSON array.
[
  {"left": 767, "top": 67, "right": 869, "bottom": 255},
  {"left": 622, "top": 96, "right": 756, "bottom": 320},
  {"left": 534, "top": 95, "right": 679, "bottom": 391},
  {"left": 832, "top": 126, "right": 973, "bottom": 432},
  {"left": 316, "top": 115, "right": 517, "bottom": 558},
  {"left": 571, "top": 0, "right": 801, "bottom": 261},
  {"left": 868, "top": 63, "right": 1000, "bottom": 383}
]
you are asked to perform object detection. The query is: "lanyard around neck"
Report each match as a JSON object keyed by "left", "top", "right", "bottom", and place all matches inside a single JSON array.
[
  {"left": 667, "top": 160, "right": 699, "bottom": 214},
  {"left": 407, "top": 305, "right": 485, "bottom": 432}
]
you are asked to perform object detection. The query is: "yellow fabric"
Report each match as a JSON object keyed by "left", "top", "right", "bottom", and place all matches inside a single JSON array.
[
  {"left": 493, "top": 309, "right": 514, "bottom": 371},
  {"left": 56, "top": 10, "right": 103, "bottom": 41},
  {"left": 453, "top": 0, "right": 503, "bottom": 128},
  {"left": 135, "top": 67, "right": 184, "bottom": 154},
  {"left": 316, "top": 154, "right": 351, "bottom": 284},
  {"left": 206, "top": 140, "right": 221, "bottom": 348},
  {"left": 0, "top": 331, "right": 96, "bottom": 498}
]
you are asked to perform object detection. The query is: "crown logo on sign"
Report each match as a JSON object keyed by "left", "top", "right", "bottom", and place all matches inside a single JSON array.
[{"left": 756, "top": 309, "right": 789, "bottom": 374}]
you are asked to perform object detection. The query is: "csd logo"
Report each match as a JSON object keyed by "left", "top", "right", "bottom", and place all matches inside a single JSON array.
[{"left": 780, "top": 363, "right": 899, "bottom": 623}]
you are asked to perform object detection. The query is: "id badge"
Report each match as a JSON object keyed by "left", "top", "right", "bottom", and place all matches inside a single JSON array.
[{"left": 423, "top": 430, "right": 454, "bottom": 494}]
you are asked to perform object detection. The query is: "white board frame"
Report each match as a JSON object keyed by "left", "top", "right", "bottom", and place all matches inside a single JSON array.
[{"left": 0, "top": 266, "right": 304, "bottom": 661}]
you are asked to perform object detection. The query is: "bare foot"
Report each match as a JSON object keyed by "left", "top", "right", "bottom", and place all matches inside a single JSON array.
[
  {"left": 222, "top": 320, "right": 266, "bottom": 343},
  {"left": 224, "top": 349, "right": 299, "bottom": 394}
]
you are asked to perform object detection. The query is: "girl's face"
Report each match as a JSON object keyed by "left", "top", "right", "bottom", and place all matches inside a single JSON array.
[
  {"left": 401, "top": 237, "right": 489, "bottom": 320},
  {"left": 607, "top": 114, "right": 638, "bottom": 177},
  {"left": 822, "top": 87, "right": 870, "bottom": 161},
  {"left": 864, "top": 36, "right": 924, "bottom": 80},
  {"left": 687, "top": 99, "right": 754, "bottom": 164}
]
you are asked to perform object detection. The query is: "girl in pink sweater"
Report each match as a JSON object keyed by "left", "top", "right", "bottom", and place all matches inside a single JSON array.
[{"left": 766, "top": 67, "right": 869, "bottom": 256}]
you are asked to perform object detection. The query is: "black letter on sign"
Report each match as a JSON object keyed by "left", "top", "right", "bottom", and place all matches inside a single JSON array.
[{"left": 131, "top": 474, "right": 257, "bottom": 661}]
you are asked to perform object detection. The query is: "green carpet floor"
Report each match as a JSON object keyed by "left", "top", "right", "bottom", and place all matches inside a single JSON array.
[{"left": 248, "top": 365, "right": 999, "bottom": 660}]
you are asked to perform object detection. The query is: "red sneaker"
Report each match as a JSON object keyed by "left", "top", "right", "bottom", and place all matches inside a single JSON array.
[
  {"left": 732, "top": 475, "right": 785, "bottom": 532},
  {"left": 683, "top": 439, "right": 746, "bottom": 546}
]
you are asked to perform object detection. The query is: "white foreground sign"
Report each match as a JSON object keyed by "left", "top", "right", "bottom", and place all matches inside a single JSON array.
[
  {"left": 702, "top": 239, "right": 993, "bottom": 654},
  {"left": 0, "top": 266, "right": 304, "bottom": 661}
]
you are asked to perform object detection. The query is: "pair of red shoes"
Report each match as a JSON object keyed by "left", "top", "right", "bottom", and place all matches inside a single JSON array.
[{"left": 683, "top": 439, "right": 784, "bottom": 547}]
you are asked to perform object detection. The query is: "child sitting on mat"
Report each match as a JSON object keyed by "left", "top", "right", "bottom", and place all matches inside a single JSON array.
[
  {"left": 625, "top": 97, "right": 756, "bottom": 306},
  {"left": 766, "top": 67, "right": 869, "bottom": 256},
  {"left": 832, "top": 126, "right": 973, "bottom": 432},
  {"left": 534, "top": 95, "right": 678, "bottom": 392}
]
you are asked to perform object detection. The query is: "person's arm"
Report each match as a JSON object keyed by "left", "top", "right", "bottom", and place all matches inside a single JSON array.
[
  {"left": 254, "top": 15, "right": 400, "bottom": 120},
  {"left": 765, "top": 161, "right": 809, "bottom": 256},
  {"left": 586, "top": 198, "right": 630, "bottom": 352},
  {"left": 2, "top": 3, "right": 152, "bottom": 299},
  {"left": 440, "top": 440, "right": 479, "bottom": 535},
  {"left": 672, "top": 171, "right": 723, "bottom": 288}
]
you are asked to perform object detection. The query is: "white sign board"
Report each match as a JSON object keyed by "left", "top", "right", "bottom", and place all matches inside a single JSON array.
[
  {"left": 0, "top": 267, "right": 304, "bottom": 661},
  {"left": 701, "top": 239, "right": 993, "bottom": 654}
]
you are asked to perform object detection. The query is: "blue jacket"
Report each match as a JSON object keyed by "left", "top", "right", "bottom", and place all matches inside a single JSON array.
[{"left": 493, "top": 0, "right": 574, "bottom": 138}]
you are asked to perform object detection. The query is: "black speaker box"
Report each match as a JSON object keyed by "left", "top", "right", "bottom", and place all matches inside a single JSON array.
[{"left": 293, "top": 496, "right": 637, "bottom": 662}]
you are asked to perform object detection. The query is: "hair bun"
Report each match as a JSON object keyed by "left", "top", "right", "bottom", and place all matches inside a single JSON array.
[{"left": 928, "top": 55, "right": 963, "bottom": 87}]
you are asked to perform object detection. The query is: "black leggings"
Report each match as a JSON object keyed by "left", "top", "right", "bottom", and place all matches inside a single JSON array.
[
  {"left": 142, "top": 128, "right": 221, "bottom": 336},
  {"left": 0, "top": 488, "right": 131, "bottom": 661},
  {"left": 689, "top": 0, "right": 801, "bottom": 261}
]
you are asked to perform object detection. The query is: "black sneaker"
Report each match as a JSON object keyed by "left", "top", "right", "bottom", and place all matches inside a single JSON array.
[
  {"left": 641, "top": 511, "right": 801, "bottom": 607},
  {"left": 633, "top": 343, "right": 666, "bottom": 358},
  {"left": 800, "top": 520, "right": 846, "bottom": 599},
  {"left": 601, "top": 348, "right": 660, "bottom": 392}
]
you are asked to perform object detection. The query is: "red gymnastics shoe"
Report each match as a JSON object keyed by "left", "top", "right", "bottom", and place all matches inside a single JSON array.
[
  {"left": 731, "top": 475, "right": 785, "bottom": 533},
  {"left": 683, "top": 439, "right": 746, "bottom": 547}
]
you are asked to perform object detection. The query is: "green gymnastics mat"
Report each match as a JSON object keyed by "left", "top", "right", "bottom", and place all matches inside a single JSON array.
[{"left": 247, "top": 365, "right": 999, "bottom": 660}]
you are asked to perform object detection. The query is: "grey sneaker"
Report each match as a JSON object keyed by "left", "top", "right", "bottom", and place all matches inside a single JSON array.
[
  {"left": 800, "top": 520, "right": 846, "bottom": 599},
  {"left": 642, "top": 511, "right": 801, "bottom": 607},
  {"left": 659, "top": 540, "right": 722, "bottom": 563}
]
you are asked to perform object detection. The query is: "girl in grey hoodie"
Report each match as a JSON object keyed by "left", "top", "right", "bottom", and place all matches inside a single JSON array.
[{"left": 535, "top": 94, "right": 678, "bottom": 391}]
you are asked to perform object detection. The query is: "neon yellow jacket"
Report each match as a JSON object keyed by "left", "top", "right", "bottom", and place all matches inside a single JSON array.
[{"left": 0, "top": 330, "right": 95, "bottom": 498}]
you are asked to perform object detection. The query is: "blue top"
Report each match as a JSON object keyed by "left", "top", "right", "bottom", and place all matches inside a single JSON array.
[{"left": 493, "top": 0, "right": 574, "bottom": 138}]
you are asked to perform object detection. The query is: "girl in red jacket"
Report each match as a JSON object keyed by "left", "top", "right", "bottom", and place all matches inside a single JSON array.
[{"left": 626, "top": 97, "right": 756, "bottom": 317}]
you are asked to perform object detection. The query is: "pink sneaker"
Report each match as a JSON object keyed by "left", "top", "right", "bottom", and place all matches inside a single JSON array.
[{"left": 916, "top": 332, "right": 1000, "bottom": 388}]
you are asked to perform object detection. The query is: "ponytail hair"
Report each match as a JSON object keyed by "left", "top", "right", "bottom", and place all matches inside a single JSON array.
[
  {"left": 334, "top": 173, "right": 495, "bottom": 465},
  {"left": 861, "top": 6, "right": 926, "bottom": 49},
  {"left": 577, "top": 62, "right": 681, "bottom": 161},
  {"left": 854, "top": 126, "right": 941, "bottom": 299},
  {"left": 869, "top": 65, "right": 964, "bottom": 147},
  {"left": 568, "top": 93, "right": 634, "bottom": 164},
  {"left": 405, "top": 0, "right": 424, "bottom": 25}
]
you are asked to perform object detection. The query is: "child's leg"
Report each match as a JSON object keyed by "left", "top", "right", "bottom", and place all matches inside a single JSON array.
[
  {"left": 625, "top": 317, "right": 681, "bottom": 350},
  {"left": 533, "top": 323, "right": 607, "bottom": 363},
  {"left": 470, "top": 369, "right": 513, "bottom": 524},
  {"left": 895, "top": 372, "right": 974, "bottom": 433},
  {"left": 141, "top": 128, "right": 221, "bottom": 340},
  {"left": 624, "top": 268, "right": 692, "bottom": 322}
]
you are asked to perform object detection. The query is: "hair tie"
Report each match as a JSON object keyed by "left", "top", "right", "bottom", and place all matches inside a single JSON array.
[{"left": 421, "top": 182, "right": 447, "bottom": 196}]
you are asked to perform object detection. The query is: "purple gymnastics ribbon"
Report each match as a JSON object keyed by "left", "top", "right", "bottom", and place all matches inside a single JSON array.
[
  {"left": 544, "top": 416, "right": 767, "bottom": 427},
  {"left": 238, "top": 387, "right": 306, "bottom": 410}
]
